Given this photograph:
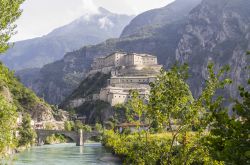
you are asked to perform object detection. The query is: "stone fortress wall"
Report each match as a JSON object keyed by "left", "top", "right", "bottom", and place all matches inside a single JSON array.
[
  {"left": 88, "top": 52, "right": 162, "bottom": 106},
  {"left": 91, "top": 52, "right": 158, "bottom": 69},
  {"left": 88, "top": 52, "right": 161, "bottom": 76},
  {"left": 69, "top": 52, "right": 162, "bottom": 107}
]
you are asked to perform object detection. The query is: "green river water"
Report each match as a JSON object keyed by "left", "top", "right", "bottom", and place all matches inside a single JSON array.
[{"left": 13, "top": 143, "right": 121, "bottom": 165}]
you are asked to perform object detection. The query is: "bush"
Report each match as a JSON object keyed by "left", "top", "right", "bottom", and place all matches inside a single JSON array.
[
  {"left": 18, "top": 114, "right": 36, "bottom": 147},
  {"left": 102, "top": 130, "right": 221, "bottom": 165},
  {"left": 64, "top": 121, "right": 74, "bottom": 131},
  {"left": 95, "top": 123, "right": 103, "bottom": 132},
  {"left": 82, "top": 125, "right": 92, "bottom": 133},
  {"left": 45, "top": 134, "right": 67, "bottom": 144}
]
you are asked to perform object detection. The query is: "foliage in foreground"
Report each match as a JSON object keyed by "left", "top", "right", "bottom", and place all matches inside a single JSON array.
[
  {"left": 0, "top": 0, "right": 27, "bottom": 159},
  {"left": 0, "top": 95, "right": 17, "bottom": 158},
  {"left": 18, "top": 113, "right": 36, "bottom": 147},
  {"left": 0, "top": 0, "right": 24, "bottom": 53},
  {"left": 204, "top": 54, "right": 250, "bottom": 164},
  {"left": 103, "top": 63, "right": 249, "bottom": 164},
  {"left": 103, "top": 130, "right": 221, "bottom": 165}
]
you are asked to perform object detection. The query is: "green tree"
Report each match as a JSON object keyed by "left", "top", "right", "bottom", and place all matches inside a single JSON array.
[
  {"left": 0, "top": 0, "right": 24, "bottom": 53},
  {"left": 95, "top": 123, "right": 103, "bottom": 132},
  {"left": 18, "top": 113, "right": 36, "bottom": 146},
  {"left": 102, "top": 63, "right": 231, "bottom": 164},
  {"left": 64, "top": 121, "right": 74, "bottom": 131},
  {"left": 0, "top": 95, "right": 17, "bottom": 158},
  {"left": 148, "top": 64, "right": 192, "bottom": 133},
  {"left": 147, "top": 63, "right": 230, "bottom": 164},
  {"left": 0, "top": 0, "right": 28, "bottom": 159},
  {"left": 82, "top": 125, "right": 92, "bottom": 133},
  {"left": 126, "top": 90, "right": 147, "bottom": 125},
  {"left": 74, "top": 120, "right": 83, "bottom": 131},
  {"left": 204, "top": 55, "right": 250, "bottom": 164},
  {"left": 148, "top": 65, "right": 197, "bottom": 164}
]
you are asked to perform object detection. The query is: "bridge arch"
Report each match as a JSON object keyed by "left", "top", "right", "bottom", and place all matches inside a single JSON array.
[{"left": 35, "top": 129, "right": 100, "bottom": 146}]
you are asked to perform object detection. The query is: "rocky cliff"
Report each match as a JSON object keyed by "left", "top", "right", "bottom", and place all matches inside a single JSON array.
[
  {"left": 0, "top": 63, "right": 62, "bottom": 122},
  {"left": 176, "top": 0, "right": 250, "bottom": 97},
  {"left": 19, "top": 0, "right": 250, "bottom": 105},
  {"left": 121, "top": 0, "right": 202, "bottom": 37}
]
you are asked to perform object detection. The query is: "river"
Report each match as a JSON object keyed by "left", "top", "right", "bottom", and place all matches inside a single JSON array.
[{"left": 13, "top": 143, "right": 121, "bottom": 165}]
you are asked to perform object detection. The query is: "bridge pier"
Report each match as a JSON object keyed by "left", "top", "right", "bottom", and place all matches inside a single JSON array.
[
  {"left": 76, "top": 129, "right": 84, "bottom": 146},
  {"left": 37, "top": 137, "right": 44, "bottom": 146}
]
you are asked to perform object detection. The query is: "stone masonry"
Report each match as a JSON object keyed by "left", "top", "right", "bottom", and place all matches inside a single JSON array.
[{"left": 90, "top": 52, "right": 162, "bottom": 106}]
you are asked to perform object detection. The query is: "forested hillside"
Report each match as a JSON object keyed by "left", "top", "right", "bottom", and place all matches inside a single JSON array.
[{"left": 0, "top": 63, "right": 55, "bottom": 121}]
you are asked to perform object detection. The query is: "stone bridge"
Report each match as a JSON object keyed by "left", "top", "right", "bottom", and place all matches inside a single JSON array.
[{"left": 35, "top": 129, "right": 100, "bottom": 146}]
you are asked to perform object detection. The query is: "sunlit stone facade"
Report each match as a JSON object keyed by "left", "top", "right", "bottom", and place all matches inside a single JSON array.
[{"left": 90, "top": 52, "right": 162, "bottom": 106}]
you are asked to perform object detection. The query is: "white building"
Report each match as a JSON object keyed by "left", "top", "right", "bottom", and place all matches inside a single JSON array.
[
  {"left": 91, "top": 52, "right": 162, "bottom": 106},
  {"left": 100, "top": 86, "right": 150, "bottom": 106},
  {"left": 90, "top": 52, "right": 159, "bottom": 75}
]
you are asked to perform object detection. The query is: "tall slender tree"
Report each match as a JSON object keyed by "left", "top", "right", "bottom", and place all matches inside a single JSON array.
[
  {"left": 0, "top": 0, "right": 24, "bottom": 53},
  {"left": 0, "top": 0, "right": 25, "bottom": 159}
]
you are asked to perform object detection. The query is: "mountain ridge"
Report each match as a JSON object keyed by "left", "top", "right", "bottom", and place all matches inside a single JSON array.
[
  {"left": 0, "top": 7, "right": 134, "bottom": 70},
  {"left": 121, "top": 0, "right": 202, "bottom": 37},
  {"left": 17, "top": 0, "right": 250, "bottom": 106},
  {"left": 18, "top": 0, "right": 201, "bottom": 104}
]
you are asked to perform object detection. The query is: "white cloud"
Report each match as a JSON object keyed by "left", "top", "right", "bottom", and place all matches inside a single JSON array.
[
  {"left": 69, "top": 0, "right": 101, "bottom": 22},
  {"left": 81, "top": 0, "right": 100, "bottom": 15},
  {"left": 11, "top": 0, "right": 175, "bottom": 41},
  {"left": 98, "top": 17, "right": 114, "bottom": 29}
]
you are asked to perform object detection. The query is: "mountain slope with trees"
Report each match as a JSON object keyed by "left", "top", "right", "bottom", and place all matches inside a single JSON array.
[
  {"left": 20, "top": 0, "right": 201, "bottom": 105},
  {"left": 18, "top": 0, "right": 250, "bottom": 105},
  {"left": 0, "top": 7, "right": 133, "bottom": 70}
]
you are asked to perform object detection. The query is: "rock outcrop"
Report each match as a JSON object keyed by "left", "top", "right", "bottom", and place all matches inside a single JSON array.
[
  {"left": 121, "top": 0, "right": 202, "bottom": 37},
  {"left": 176, "top": 0, "right": 250, "bottom": 96},
  {"left": 0, "top": 63, "right": 64, "bottom": 122}
]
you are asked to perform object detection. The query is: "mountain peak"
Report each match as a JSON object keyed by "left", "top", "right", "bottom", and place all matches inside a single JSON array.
[{"left": 98, "top": 7, "right": 112, "bottom": 14}]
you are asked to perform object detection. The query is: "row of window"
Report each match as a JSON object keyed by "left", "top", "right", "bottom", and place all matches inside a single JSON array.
[
  {"left": 118, "top": 79, "right": 148, "bottom": 82},
  {"left": 114, "top": 95, "right": 146, "bottom": 99}
]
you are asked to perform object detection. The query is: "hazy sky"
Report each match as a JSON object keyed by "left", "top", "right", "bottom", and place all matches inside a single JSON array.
[{"left": 12, "top": 0, "right": 175, "bottom": 41}]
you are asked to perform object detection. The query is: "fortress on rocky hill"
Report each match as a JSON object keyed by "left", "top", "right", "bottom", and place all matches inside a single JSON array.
[{"left": 89, "top": 52, "right": 162, "bottom": 106}]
